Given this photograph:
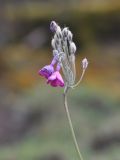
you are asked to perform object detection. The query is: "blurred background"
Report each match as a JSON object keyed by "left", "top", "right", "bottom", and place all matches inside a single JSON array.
[{"left": 0, "top": 0, "right": 120, "bottom": 160}]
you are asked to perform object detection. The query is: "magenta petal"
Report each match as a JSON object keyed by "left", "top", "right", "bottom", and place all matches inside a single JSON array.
[
  {"left": 47, "top": 72, "right": 56, "bottom": 84},
  {"left": 50, "top": 79, "right": 64, "bottom": 87},
  {"left": 56, "top": 79, "right": 64, "bottom": 87},
  {"left": 48, "top": 73, "right": 56, "bottom": 81},
  {"left": 50, "top": 80, "right": 58, "bottom": 87},
  {"left": 56, "top": 71, "right": 64, "bottom": 84},
  {"left": 47, "top": 71, "right": 64, "bottom": 87},
  {"left": 38, "top": 65, "right": 54, "bottom": 78}
]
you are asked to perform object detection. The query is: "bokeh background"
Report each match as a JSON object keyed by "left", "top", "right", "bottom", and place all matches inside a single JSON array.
[{"left": 0, "top": 0, "right": 120, "bottom": 160}]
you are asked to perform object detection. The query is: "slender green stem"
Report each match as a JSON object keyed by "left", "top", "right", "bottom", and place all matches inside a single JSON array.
[
  {"left": 63, "top": 87, "right": 84, "bottom": 160},
  {"left": 71, "top": 69, "right": 86, "bottom": 89}
]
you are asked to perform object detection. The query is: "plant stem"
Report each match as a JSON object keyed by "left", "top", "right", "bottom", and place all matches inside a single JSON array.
[
  {"left": 63, "top": 87, "right": 84, "bottom": 160},
  {"left": 72, "top": 69, "right": 86, "bottom": 89}
]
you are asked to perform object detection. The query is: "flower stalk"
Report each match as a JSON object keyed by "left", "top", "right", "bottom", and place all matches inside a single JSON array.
[{"left": 63, "top": 87, "right": 84, "bottom": 160}]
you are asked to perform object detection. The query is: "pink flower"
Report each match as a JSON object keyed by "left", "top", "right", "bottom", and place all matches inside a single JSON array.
[
  {"left": 47, "top": 71, "right": 64, "bottom": 87},
  {"left": 38, "top": 65, "right": 54, "bottom": 79}
]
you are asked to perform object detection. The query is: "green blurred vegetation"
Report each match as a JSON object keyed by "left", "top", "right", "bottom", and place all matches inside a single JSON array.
[
  {"left": 0, "top": 86, "right": 120, "bottom": 160},
  {"left": 0, "top": 1, "right": 120, "bottom": 160}
]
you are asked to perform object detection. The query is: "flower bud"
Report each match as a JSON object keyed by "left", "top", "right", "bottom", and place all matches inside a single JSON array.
[
  {"left": 59, "top": 52, "right": 65, "bottom": 61},
  {"left": 50, "top": 21, "right": 58, "bottom": 32},
  {"left": 54, "top": 34, "right": 60, "bottom": 46},
  {"left": 82, "top": 58, "right": 88, "bottom": 69},
  {"left": 53, "top": 49, "right": 59, "bottom": 57},
  {"left": 62, "top": 27, "right": 68, "bottom": 39},
  {"left": 69, "top": 42, "right": 76, "bottom": 54},
  {"left": 56, "top": 26, "right": 62, "bottom": 39},
  {"left": 67, "top": 30, "right": 73, "bottom": 41},
  {"left": 51, "top": 38, "right": 56, "bottom": 49}
]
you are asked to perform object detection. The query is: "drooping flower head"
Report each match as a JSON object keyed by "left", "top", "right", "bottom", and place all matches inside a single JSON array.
[{"left": 38, "top": 21, "right": 88, "bottom": 88}]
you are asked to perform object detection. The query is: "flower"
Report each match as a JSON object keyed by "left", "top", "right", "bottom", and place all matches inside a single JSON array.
[
  {"left": 82, "top": 58, "right": 88, "bottom": 69},
  {"left": 38, "top": 65, "right": 54, "bottom": 79},
  {"left": 47, "top": 71, "right": 64, "bottom": 87}
]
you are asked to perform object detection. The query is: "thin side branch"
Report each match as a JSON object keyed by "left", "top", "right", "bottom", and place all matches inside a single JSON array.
[{"left": 71, "top": 69, "right": 86, "bottom": 89}]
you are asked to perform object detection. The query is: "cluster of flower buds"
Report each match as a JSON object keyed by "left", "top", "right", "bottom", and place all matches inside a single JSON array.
[{"left": 38, "top": 21, "right": 88, "bottom": 88}]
